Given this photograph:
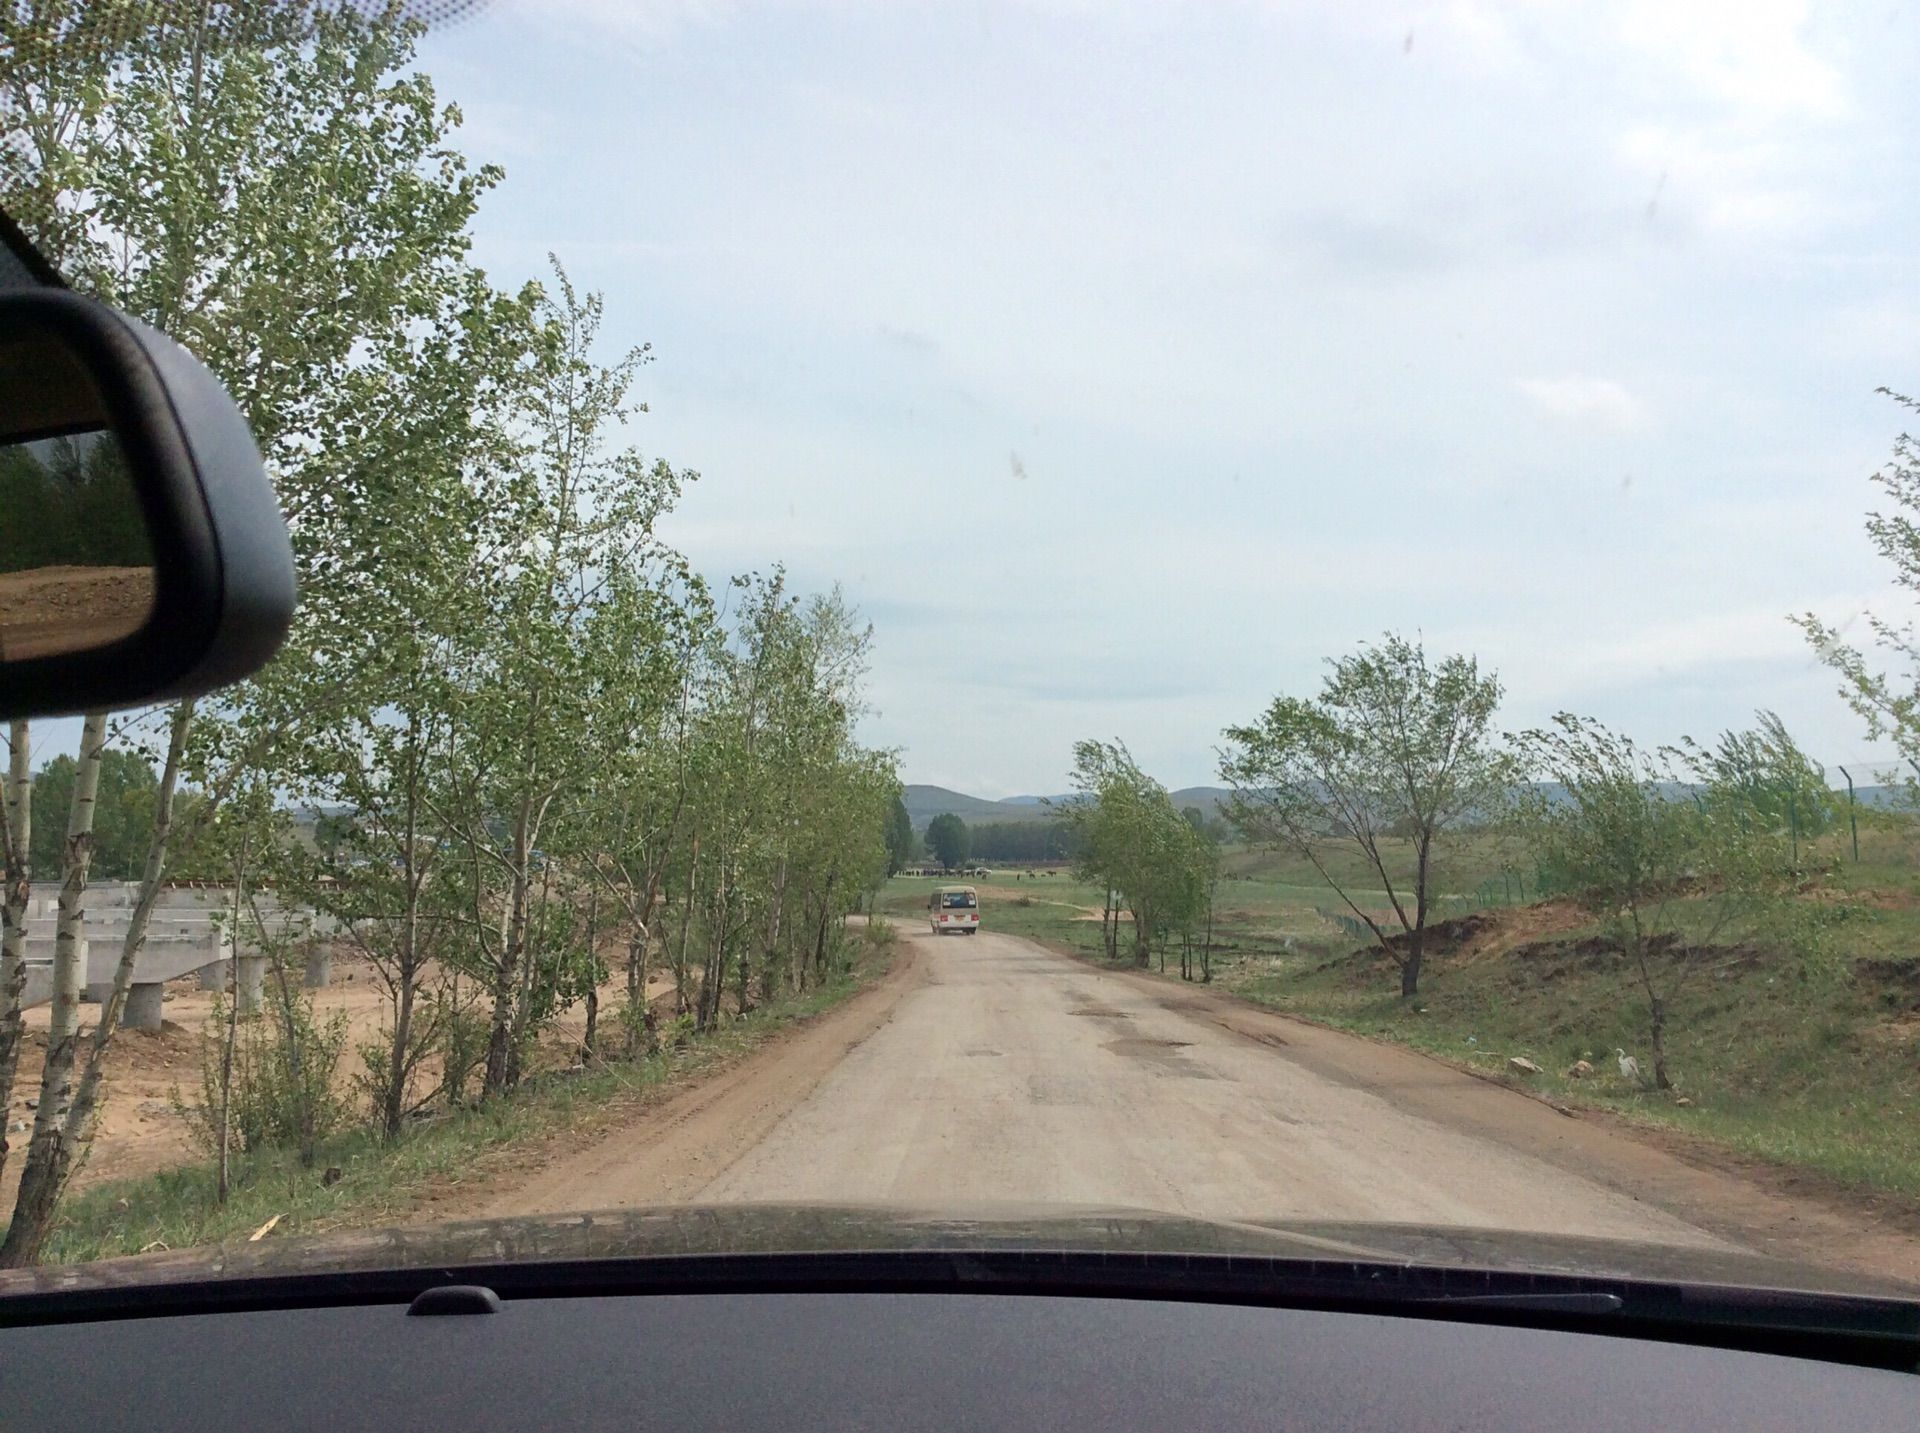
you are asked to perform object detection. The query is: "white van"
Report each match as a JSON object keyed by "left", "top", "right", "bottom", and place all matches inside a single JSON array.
[{"left": 928, "top": 885, "right": 980, "bottom": 936}]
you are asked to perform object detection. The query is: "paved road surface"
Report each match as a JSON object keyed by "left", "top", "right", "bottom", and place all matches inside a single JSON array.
[{"left": 687, "top": 929, "right": 1723, "bottom": 1246}]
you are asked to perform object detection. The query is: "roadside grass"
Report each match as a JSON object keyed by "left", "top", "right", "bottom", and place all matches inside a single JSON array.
[
  {"left": 39, "top": 945, "right": 893, "bottom": 1264},
  {"left": 1203, "top": 930, "right": 1920, "bottom": 1201}
]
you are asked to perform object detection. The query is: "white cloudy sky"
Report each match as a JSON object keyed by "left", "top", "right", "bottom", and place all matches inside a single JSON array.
[{"left": 413, "top": 0, "right": 1918, "bottom": 796}]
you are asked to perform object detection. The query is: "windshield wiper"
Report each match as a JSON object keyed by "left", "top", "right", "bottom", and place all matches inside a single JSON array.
[{"left": 1415, "top": 1290, "right": 1625, "bottom": 1315}]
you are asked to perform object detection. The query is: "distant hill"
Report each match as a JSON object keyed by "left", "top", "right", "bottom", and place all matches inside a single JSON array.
[
  {"left": 904, "top": 777, "right": 1908, "bottom": 836},
  {"left": 903, "top": 783, "right": 1236, "bottom": 830},
  {"left": 901, "top": 785, "right": 1060, "bottom": 829},
  {"left": 1168, "top": 786, "right": 1231, "bottom": 817}
]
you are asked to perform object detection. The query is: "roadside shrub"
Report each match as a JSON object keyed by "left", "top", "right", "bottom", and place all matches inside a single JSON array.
[
  {"left": 180, "top": 990, "right": 351, "bottom": 1168},
  {"left": 429, "top": 987, "right": 492, "bottom": 1109}
]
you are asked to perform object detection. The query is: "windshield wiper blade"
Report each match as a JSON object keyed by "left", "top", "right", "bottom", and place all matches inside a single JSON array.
[{"left": 1415, "top": 1290, "right": 1624, "bottom": 1315}]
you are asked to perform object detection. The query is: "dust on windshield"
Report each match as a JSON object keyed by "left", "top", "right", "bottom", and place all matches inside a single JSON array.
[{"left": 0, "top": 0, "right": 1917, "bottom": 1294}]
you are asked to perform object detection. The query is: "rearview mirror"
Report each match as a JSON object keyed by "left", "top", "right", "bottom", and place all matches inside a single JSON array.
[{"left": 0, "top": 289, "right": 295, "bottom": 718}]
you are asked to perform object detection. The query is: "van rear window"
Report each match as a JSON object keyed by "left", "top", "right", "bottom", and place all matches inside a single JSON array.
[{"left": 941, "top": 892, "right": 977, "bottom": 909}]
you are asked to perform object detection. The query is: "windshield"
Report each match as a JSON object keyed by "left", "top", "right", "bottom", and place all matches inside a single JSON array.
[{"left": 0, "top": 0, "right": 1917, "bottom": 1302}]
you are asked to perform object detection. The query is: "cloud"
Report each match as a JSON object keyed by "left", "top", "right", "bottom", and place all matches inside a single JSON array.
[
  {"left": 511, "top": 0, "right": 739, "bottom": 43},
  {"left": 1515, "top": 376, "right": 1650, "bottom": 431},
  {"left": 1617, "top": 0, "right": 1848, "bottom": 123}
]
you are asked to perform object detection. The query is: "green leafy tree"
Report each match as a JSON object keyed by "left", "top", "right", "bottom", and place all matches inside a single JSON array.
[
  {"left": 1799, "top": 391, "right": 1920, "bottom": 769},
  {"left": 1058, "top": 740, "right": 1203, "bottom": 968},
  {"left": 431, "top": 261, "right": 693, "bottom": 1097},
  {"left": 926, "top": 813, "right": 970, "bottom": 870},
  {"left": 884, "top": 793, "right": 915, "bottom": 876},
  {"left": 0, "top": 1, "right": 505, "bottom": 1264},
  {"left": 28, "top": 749, "right": 157, "bottom": 881},
  {"left": 1691, "top": 710, "right": 1834, "bottom": 841},
  {"left": 1220, "top": 634, "right": 1509, "bottom": 998},
  {"left": 1518, "top": 714, "right": 1823, "bottom": 1091}
]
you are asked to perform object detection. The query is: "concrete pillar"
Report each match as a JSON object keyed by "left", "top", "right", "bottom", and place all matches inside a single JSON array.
[
  {"left": 236, "top": 954, "right": 265, "bottom": 1016},
  {"left": 199, "top": 960, "right": 228, "bottom": 992},
  {"left": 122, "top": 982, "right": 164, "bottom": 1031},
  {"left": 83, "top": 981, "right": 112, "bottom": 1004},
  {"left": 304, "top": 944, "right": 332, "bottom": 989}
]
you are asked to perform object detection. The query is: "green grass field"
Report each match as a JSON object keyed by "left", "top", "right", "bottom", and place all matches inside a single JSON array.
[{"left": 881, "top": 815, "right": 1920, "bottom": 1202}]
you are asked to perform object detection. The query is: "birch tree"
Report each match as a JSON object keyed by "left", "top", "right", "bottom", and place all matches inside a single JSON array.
[
  {"left": 435, "top": 261, "right": 693, "bottom": 1098},
  {"left": 0, "top": 723, "right": 29, "bottom": 1183},
  {"left": 0, "top": 1, "right": 504, "bottom": 1260}
]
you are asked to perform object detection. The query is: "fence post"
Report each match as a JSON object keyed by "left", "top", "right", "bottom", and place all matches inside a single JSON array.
[{"left": 1839, "top": 765, "right": 1860, "bottom": 863}]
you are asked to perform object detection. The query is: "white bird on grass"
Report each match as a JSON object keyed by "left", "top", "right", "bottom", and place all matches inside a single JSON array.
[{"left": 1615, "top": 1048, "right": 1642, "bottom": 1084}]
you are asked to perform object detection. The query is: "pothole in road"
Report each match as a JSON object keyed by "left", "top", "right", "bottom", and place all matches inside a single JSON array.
[
  {"left": 963, "top": 1047, "right": 1004, "bottom": 1058},
  {"left": 1071, "top": 1006, "right": 1127, "bottom": 1019},
  {"left": 1103, "top": 1037, "right": 1192, "bottom": 1056}
]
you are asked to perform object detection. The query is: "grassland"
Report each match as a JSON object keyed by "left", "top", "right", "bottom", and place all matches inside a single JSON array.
[{"left": 881, "top": 816, "right": 1920, "bottom": 1202}]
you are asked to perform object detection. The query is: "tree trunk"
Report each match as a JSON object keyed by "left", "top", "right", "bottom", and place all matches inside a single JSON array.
[
  {"left": 483, "top": 806, "right": 533, "bottom": 1100},
  {"left": 699, "top": 868, "right": 730, "bottom": 1032},
  {"left": 382, "top": 729, "right": 425, "bottom": 1141},
  {"left": 217, "top": 848, "right": 250, "bottom": 1200},
  {"left": 0, "top": 711, "right": 105, "bottom": 1266},
  {"left": 749, "top": 858, "right": 785, "bottom": 1012},
  {"left": 1403, "top": 837, "right": 1431, "bottom": 1000},
  {"left": 1201, "top": 894, "right": 1214, "bottom": 983},
  {"left": 0, "top": 719, "right": 31, "bottom": 1183},
  {"left": 581, "top": 884, "right": 600, "bottom": 1062},
  {"left": 674, "top": 835, "right": 698, "bottom": 1019},
  {"left": 1648, "top": 993, "right": 1672, "bottom": 1090},
  {"left": 383, "top": 969, "right": 416, "bottom": 1140},
  {"left": 812, "top": 875, "right": 835, "bottom": 979},
  {"left": 624, "top": 926, "right": 646, "bottom": 1059}
]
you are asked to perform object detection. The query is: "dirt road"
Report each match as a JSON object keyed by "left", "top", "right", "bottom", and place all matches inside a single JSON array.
[{"left": 496, "top": 929, "right": 1920, "bottom": 1280}]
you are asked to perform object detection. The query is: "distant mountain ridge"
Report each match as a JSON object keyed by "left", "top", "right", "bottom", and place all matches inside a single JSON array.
[
  {"left": 901, "top": 780, "right": 1905, "bottom": 833},
  {"left": 901, "top": 783, "right": 1233, "bottom": 830},
  {"left": 900, "top": 785, "right": 1056, "bottom": 828}
]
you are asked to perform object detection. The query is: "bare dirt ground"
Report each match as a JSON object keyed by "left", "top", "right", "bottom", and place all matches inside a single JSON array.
[
  {"left": 0, "top": 565, "right": 153, "bottom": 660},
  {"left": 1, "top": 951, "right": 675, "bottom": 1211},
  {"left": 483, "top": 927, "right": 1920, "bottom": 1286}
]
